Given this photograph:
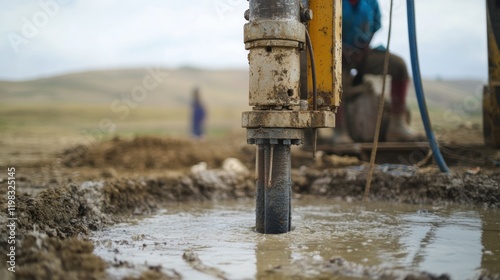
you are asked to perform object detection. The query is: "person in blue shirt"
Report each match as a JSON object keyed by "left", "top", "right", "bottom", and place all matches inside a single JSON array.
[
  {"left": 191, "top": 87, "right": 206, "bottom": 139},
  {"left": 334, "top": 0, "right": 419, "bottom": 143}
]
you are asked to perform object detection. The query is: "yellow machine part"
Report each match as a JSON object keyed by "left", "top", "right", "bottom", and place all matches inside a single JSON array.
[
  {"left": 307, "top": 0, "right": 342, "bottom": 110},
  {"left": 485, "top": 1, "right": 500, "bottom": 148}
]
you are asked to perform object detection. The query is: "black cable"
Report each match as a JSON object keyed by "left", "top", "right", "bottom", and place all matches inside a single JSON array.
[
  {"left": 305, "top": 29, "right": 317, "bottom": 111},
  {"left": 305, "top": 29, "right": 318, "bottom": 158}
]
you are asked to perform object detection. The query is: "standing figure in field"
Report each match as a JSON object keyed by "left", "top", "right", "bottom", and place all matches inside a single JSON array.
[
  {"left": 333, "top": 0, "right": 420, "bottom": 144},
  {"left": 191, "top": 87, "right": 206, "bottom": 139}
]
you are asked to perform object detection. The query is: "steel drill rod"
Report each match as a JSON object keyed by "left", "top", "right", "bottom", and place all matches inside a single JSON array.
[
  {"left": 256, "top": 145, "right": 266, "bottom": 233},
  {"left": 249, "top": 0, "right": 300, "bottom": 21},
  {"left": 256, "top": 143, "right": 291, "bottom": 234}
]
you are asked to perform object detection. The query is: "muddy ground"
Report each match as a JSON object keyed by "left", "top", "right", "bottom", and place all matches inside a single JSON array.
[{"left": 0, "top": 127, "right": 499, "bottom": 279}]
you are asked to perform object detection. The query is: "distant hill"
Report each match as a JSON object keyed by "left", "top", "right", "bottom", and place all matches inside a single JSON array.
[
  {"left": 0, "top": 67, "right": 484, "bottom": 109},
  {"left": 407, "top": 78, "right": 485, "bottom": 110},
  {"left": 0, "top": 67, "right": 251, "bottom": 111},
  {"left": 0, "top": 67, "right": 485, "bottom": 129}
]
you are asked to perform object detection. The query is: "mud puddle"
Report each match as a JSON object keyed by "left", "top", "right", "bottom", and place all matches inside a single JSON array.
[{"left": 92, "top": 198, "right": 500, "bottom": 279}]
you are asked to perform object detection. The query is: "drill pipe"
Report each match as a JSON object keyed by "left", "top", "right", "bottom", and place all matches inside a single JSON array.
[
  {"left": 246, "top": 0, "right": 302, "bottom": 234},
  {"left": 249, "top": 0, "right": 300, "bottom": 21},
  {"left": 256, "top": 143, "right": 292, "bottom": 234}
]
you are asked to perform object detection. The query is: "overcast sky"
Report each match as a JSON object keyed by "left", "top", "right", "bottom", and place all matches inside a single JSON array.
[{"left": 0, "top": 0, "right": 487, "bottom": 81}]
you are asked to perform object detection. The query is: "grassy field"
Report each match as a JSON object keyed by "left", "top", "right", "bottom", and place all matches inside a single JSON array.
[
  {"left": 405, "top": 78, "right": 484, "bottom": 134},
  {"left": 0, "top": 67, "right": 485, "bottom": 145},
  {"left": 0, "top": 68, "right": 251, "bottom": 143}
]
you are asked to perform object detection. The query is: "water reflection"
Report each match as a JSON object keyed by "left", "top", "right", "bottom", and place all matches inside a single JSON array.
[
  {"left": 481, "top": 209, "right": 500, "bottom": 276},
  {"left": 255, "top": 235, "right": 292, "bottom": 279},
  {"left": 399, "top": 211, "right": 482, "bottom": 279}
]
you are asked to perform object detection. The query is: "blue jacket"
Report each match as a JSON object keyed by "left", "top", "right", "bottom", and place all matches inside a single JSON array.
[
  {"left": 342, "top": 0, "right": 381, "bottom": 51},
  {"left": 192, "top": 101, "right": 206, "bottom": 137}
]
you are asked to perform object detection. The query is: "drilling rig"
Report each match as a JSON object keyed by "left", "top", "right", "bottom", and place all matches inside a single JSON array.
[
  {"left": 241, "top": 0, "right": 342, "bottom": 234},
  {"left": 485, "top": 0, "right": 500, "bottom": 148},
  {"left": 241, "top": 0, "right": 500, "bottom": 234}
]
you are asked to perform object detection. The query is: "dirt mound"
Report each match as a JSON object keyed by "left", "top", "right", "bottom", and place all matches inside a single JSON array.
[
  {"left": 0, "top": 183, "right": 109, "bottom": 279},
  {"left": 16, "top": 235, "right": 106, "bottom": 280},
  {"left": 61, "top": 136, "right": 252, "bottom": 170},
  {"left": 294, "top": 167, "right": 500, "bottom": 207},
  {"left": 0, "top": 160, "right": 255, "bottom": 279}
]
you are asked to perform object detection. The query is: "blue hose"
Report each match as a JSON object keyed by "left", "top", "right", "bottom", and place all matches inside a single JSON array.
[{"left": 406, "top": 0, "right": 450, "bottom": 173}]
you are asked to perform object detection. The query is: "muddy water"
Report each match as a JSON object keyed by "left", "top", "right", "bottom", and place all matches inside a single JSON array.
[{"left": 92, "top": 198, "right": 500, "bottom": 279}]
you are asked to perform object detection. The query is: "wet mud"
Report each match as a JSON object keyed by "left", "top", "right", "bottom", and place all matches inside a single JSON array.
[
  {"left": 91, "top": 199, "right": 500, "bottom": 279},
  {"left": 0, "top": 135, "right": 499, "bottom": 279}
]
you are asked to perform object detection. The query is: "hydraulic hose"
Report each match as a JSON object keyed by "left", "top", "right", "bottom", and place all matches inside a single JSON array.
[
  {"left": 407, "top": 0, "right": 450, "bottom": 173},
  {"left": 305, "top": 29, "right": 318, "bottom": 158}
]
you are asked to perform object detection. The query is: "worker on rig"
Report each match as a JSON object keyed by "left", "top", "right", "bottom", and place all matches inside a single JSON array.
[{"left": 333, "top": 0, "right": 421, "bottom": 144}]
